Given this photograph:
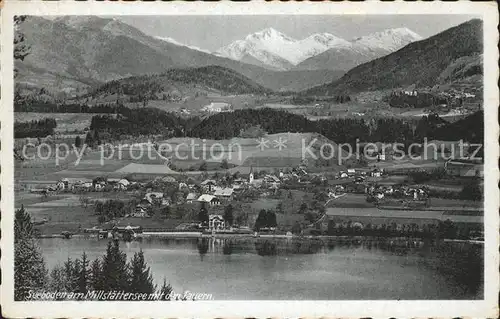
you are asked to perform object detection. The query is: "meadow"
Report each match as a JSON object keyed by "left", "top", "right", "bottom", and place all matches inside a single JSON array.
[{"left": 16, "top": 190, "right": 140, "bottom": 234}]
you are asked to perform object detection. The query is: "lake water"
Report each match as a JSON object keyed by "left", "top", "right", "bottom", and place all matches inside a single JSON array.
[{"left": 39, "top": 237, "right": 483, "bottom": 300}]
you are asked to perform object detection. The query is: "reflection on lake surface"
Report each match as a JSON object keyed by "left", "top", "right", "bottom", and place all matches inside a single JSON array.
[{"left": 39, "top": 237, "right": 483, "bottom": 300}]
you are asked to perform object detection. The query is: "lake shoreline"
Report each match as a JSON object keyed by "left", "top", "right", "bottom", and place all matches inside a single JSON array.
[{"left": 38, "top": 231, "right": 484, "bottom": 245}]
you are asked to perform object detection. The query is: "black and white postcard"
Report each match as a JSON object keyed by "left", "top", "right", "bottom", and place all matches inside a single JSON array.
[{"left": 1, "top": 1, "right": 498, "bottom": 318}]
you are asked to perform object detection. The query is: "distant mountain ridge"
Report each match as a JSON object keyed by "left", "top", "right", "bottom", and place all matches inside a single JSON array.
[
  {"left": 303, "top": 19, "right": 483, "bottom": 95},
  {"left": 154, "top": 36, "right": 212, "bottom": 54},
  {"left": 216, "top": 27, "right": 422, "bottom": 71}
]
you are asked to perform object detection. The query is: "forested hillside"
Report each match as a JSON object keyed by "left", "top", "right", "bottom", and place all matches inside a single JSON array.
[{"left": 87, "top": 66, "right": 272, "bottom": 101}]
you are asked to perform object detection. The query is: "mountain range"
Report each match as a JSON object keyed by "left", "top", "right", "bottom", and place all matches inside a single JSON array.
[
  {"left": 15, "top": 16, "right": 344, "bottom": 93},
  {"left": 304, "top": 19, "right": 483, "bottom": 95},
  {"left": 216, "top": 27, "right": 422, "bottom": 71},
  {"left": 15, "top": 16, "right": 481, "bottom": 100}
]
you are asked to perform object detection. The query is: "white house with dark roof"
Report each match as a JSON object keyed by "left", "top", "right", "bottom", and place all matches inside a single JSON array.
[
  {"left": 213, "top": 187, "right": 234, "bottom": 202},
  {"left": 197, "top": 194, "right": 221, "bottom": 206}
]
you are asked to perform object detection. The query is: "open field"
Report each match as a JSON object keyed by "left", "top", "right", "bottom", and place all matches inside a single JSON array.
[
  {"left": 83, "top": 147, "right": 167, "bottom": 165},
  {"left": 258, "top": 102, "right": 384, "bottom": 119},
  {"left": 428, "top": 198, "right": 482, "bottom": 208},
  {"left": 17, "top": 190, "right": 141, "bottom": 234},
  {"left": 159, "top": 132, "right": 347, "bottom": 170},
  {"left": 374, "top": 158, "right": 446, "bottom": 171},
  {"left": 325, "top": 193, "right": 374, "bottom": 208},
  {"left": 116, "top": 163, "right": 176, "bottom": 175},
  {"left": 257, "top": 99, "right": 431, "bottom": 120},
  {"left": 262, "top": 103, "right": 316, "bottom": 110}
]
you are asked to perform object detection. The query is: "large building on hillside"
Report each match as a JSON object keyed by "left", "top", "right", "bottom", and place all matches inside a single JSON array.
[{"left": 201, "top": 102, "right": 232, "bottom": 113}]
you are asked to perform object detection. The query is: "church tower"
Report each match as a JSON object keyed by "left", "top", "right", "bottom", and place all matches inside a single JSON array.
[{"left": 249, "top": 166, "right": 254, "bottom": 184}]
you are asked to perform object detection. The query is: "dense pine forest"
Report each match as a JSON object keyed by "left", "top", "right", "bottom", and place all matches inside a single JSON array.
[
  {"left": 15, "top": 99, "right": 119, "bottom": 113},
  {"left": 88, "top": 107, "right": 483, "bottom": 149},
  {"left": 90, "top": 107, "right": 189, "bottom": 140},
  {"left": 14, "top": 118, "right": 57, "bottom": 138}
]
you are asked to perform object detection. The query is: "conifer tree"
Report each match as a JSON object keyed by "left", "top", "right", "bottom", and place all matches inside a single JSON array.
[
  {"left": 198, "top": 205, "right": 209, "bottom": 226},
  {"left": 158, "top": 278, "right": 173, "bottom": 300},
  {"left": 63, "top": 257, "right": 75, "bottom": 292},
  {"left": 14, "top": 15, "right": 29, "bottom": 78},
  {"left": 100, "top": 240, "right": 129, "bottom": 291},
  {"left": 129, "top": 250, "right": 156, "bottom": 293},
  {"left": 267, "top": 210, "right": 277, "bottom": 228},
  {"left": 49, "top": 265, "right": 67, "bottom": 293},
  {"left": 77, "top": 252, "right": 90, "bottom": 294},
  {"left": 14, "top": 205, "right": 34, "bottom": 240},
  {"left": 89, "top": 258, "right": 103, "bottom": 290},
  {"left": 84, "top": 131, "right": 94, "bottom": 147},
  {"left": 74, "top": 135, "right": 82, "bottom": 148},
  {"left": 223, "top": 204, "right": 234, "bottom": 227},
  {"left": 94, "top": 130, "right": 101, "bottom": 145},
  {"left": 14, "top": 207, "right": 48, "bottom": 300}
]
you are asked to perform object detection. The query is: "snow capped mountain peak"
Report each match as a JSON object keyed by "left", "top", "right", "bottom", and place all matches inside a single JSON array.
[
  {"left": 247, "top": 27, "right": 296, "bottom": 42},
  {"left": 352, "top": 28, "right": 422, "bottom": 51},
  {"left": 307, "top": 33, "right": 352, "bottom": 48},
  {"left": 217, "top": 26, "right": 422, "bottom": 70},
  {"left": 388, "top": 27, "right": 421, "bottom": 37},
  {"left": 217, "top": 29, "right": 351, "bottom": 68}
]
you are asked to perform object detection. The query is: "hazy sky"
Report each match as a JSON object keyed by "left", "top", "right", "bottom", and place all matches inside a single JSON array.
[{"left": 118, "top": 15, "right": 479, "bottom": 52}]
